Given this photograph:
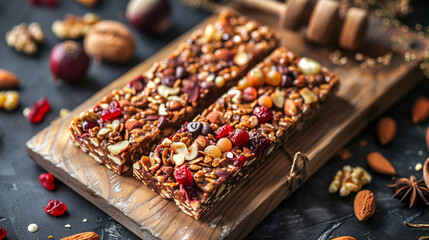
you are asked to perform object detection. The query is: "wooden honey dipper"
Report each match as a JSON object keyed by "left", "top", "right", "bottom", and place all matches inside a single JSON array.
[{"left": 235, "top": 0, "right": 369, "bottom": 51}]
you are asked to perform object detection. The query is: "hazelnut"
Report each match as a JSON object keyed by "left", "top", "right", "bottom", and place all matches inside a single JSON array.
[{"left": 84, "top": 20, "right": 135, "bottom": 64}]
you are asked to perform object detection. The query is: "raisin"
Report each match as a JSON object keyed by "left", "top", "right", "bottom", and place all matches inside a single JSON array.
[
  {"left": 157, "top": 116, "right": 170, "bottom": 130},
  {"left": 44, "top": 199, "right": 66, "bottom": 216},
  {"left": 201, "top": 123, "right": 214, "bottom": 136},
  {"left": 39, "top": 173, "right": 55, "bottom": 190},
  {"left": 248, "top": 132, "right": 271, "bottom": 153},
  {"left": 82, "top": 121, "right": 97, "bottom": 131}
]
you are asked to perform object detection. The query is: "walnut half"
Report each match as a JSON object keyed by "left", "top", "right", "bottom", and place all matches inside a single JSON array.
[{"left": 329, "top": 165, "right": 372, "bottom": 197}]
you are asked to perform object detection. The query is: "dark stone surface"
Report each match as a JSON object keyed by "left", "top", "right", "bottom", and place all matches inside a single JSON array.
[{"left": 0, "top": 1, "right": 428, "bottom": 239}]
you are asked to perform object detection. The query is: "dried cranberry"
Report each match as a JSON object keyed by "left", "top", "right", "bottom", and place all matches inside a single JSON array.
[
  {"left": 201, "top": 123, "right": 214, "bottom": 136},
  {"left": 248, "top": 132, "right": 271, "bottom": 153},
  {"left": 253, "top": 106, "right": 272, "bottom": 123},
  {"left": 26, "top": 98, "right": 51, "bottom": 123},
  {"left": 82, "top": 121, "right": 97, "bottom": 131},
  {"left": 157, "top": 116, "right": 170, "bottom": 130},
  {"left": 100, "top": 101, "right": 122, "bottom": 123},
  {"left": 228, "top": 129, "right": 250, "bottom": 146},
  {"left": 187, "top": 122, "right": 202, "bottom": 134},
  {"left": 127, "top": 75, "right": 146, "bottom": 91},
  {"left": 180, "top": 184, "right": 198, "bottom": 202},
  {"left": 227, "top": 154, "right": 247, "bottom": 169},
  {"left": 182, "top": 79, "right": 200, "bottom": 103},
  {"left": 0, "top": 227, "right": 7, "bottom": 239},
  {"left": 39, "top": 173, "right": 55, "bottom": 190},
  {"left": 173, "top": 165, "right": 193, "bottom": 186},
  {"left": 44, "top": 199, "right": 66, "bottom": 216},
  {"left": 215, "top": 124, "right": 234, "bottom": 139},
  {"left": 174, "top": 121, "right": 189, "bottom": 135},
  {"left": 29, "top": 0, "right": 42, "bottom": 5},
  {"left": 44, "top": 0, "right": 58, "bottom": 7}
]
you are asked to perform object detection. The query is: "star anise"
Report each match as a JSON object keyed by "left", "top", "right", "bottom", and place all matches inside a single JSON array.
[{"left": 387, "top": 175, "right": 429, "bottom": 208}]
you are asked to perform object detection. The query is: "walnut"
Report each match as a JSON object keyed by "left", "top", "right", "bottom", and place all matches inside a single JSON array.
[
  {"left": 52, "top": 13, "right": 101, "bottom": 39},
  {"left": 5, "top": 22, "right": 44, "bottom": 55},
  {"left": 329, "top": 165, "right": 371, "bottom": 197}
]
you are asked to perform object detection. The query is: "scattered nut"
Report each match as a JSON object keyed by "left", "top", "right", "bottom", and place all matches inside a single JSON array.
[
  {"left": 27, "top": 223, "right": 38, "bottom": 232},
  {"left": 377, "top": 117, "right": 396, "bottom": 145},
  {"left": 298, "top": 57, "right": 321, "bottom": 75},
  {"left": 60, "top": 231, "right": 99, "bottom": 240},
  {"left": 233, "top": 52, "right": 249, "bottom": 66},
  {"left": 0, "top": 91, "right": 19, "bottom": 111},
  {"left": 52, "top": 13, "right": 101, "bottom": 39},
  {"left": 125, "top": 119, "right": 141, "bottom": 130},
  {"left": 416, "top": 163, "right": 423, "bottom": 171},
  {"left": 107, "top": 140, "right": 129, "bottom": 155},
  {"left": 329, "top": 165, "right": 371, "bottom": 197},
  {"left": 5, "top": 22, "right": 44, "bottom": 55},
  {"left": 366, "top": 152, "right": 396, "bottom": 176},
  {"left": 299, "top": 87, "right": 317, "bottom": 104},
  {"left": 354, "top": 189, "right": 376, "bottom": 221},
  {"left": 0, "top": 69, "right": 21, "bottom": 89},
  {"left": 411, "top": 97, "right": 429, "bottom": 123},
  {"left": 205, "top": 110, "right": 224, "bottom": 124},
  {"left": 332, "top": 237, "right": 357, "bottom": 240},
  {"left": 337, "top": 148, "right": 352, "bottom": 160},
  {"left": 84, "top": 20, "right": 135, "bottom": 64}
]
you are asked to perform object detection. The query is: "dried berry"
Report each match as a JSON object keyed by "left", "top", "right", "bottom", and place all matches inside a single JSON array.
[
  {"left": 215, "top": 124, "right": 233, "bottom": 139},
  {"left": 0, "top": 227, "right": 7, "bottom": 239},
  {"left": 246, "top": 67, "right": 265, "bottom": 87},
  {"left": 39, "top": 173, "right": 55, "bottom": 190},
  {"left": 174, "top": 165, "right": 193, "bottom": 186},
  {"left": 44, "top": 199, "right": 67, "bottom": 216},
  {"left": 253, "top": 106, "right": 272, "bottom": 123},
  {"left": 100, "top": 101, "right": 122, "bottom": 123},
  {"left": 26, "top": 97, "right": 51, "bottom": 123},
  {"left": 248, "top": 132, "right": 271, "bottom": 153},
  {"left": 180, "top": 184, "right": 198, "bottom": 202},
  {"left": 229, "top": 129, "right": 250, "bottom": 146},
  {"left": 242, "top": 87, "right": 257, "bottom": 101},
  {"left": 174, "top": 121, "right": 188, "bottom": 135},
  {"left": 157, "top": 116, "right": 170, "bottom": 130},
  {"left": 82, "top": 121, "right": 97, "bottom": 131},
  {"left": 228, "top": 154, "right": 246, "bottom": 169},
  {"left": 187, "top": 122, "right": 202, "bottom": 134},
  {"left": 201, "top": 123, "right": 214, "bottom": 136},
  {"left": 127, "top": 75, "right": 145, "bottom": 91}
]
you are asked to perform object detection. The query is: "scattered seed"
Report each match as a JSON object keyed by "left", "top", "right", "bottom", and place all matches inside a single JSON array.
[
  {"left": 416, "top": 163, "right": 423, "bottom": 171},
  {"left": 359, "top": 140, "right": 367, "bottom": 147},
  {"left": 418, "top": 150, "right": 424, "bottom": 156},
  {"left": 48, "top": 235, "right": 53, "bottom": 239},
  {"left": 64, "top": 224, "right": 71, "bottom": 228},
  {"left": 27, "top": 223, "right": 38, "bottom": 232},
  {"left": 82, "top": 218, "right": 87, "bottom": 223},
  {"left": 337, "top": 148, "right": 352, "bottom": 160}
]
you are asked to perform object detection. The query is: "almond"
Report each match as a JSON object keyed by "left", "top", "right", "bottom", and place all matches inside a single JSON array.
[
  {"left": 411, "top": 97, "right": 429, "bottom": 123},
  {"left": 354, "top": 189, "right": 376, "bottom": 221},
  {"left": 426, "top": 126, "right": 429, "bottom": 150},
  {"left": 377, "top": 117, "right": 396, "bottom": 145},
  {"left": 332, "top": 237, "right": 357, "bottom": 240},
  {"left": 205, "top": 110, "right": 224, "bottom": 124},
  {"left": 366, "top": 152, "right": 396, "bottom": 176},
  {"left": 125, "top": 119, "right": 141, "bottom": 131},
  {"left": 424, "top": 158, "right": 429, "bottom": 191},
  {"left": 60, "top": 231, "right": 99, "bottom": 240},
  {"left": 0, "top": 69, "right": 20, "bottom": 89}
]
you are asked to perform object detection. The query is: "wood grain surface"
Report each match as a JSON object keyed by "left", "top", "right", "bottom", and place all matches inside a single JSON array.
[{"left": 26, "top": 7, "right": 429, "bottom": 240}]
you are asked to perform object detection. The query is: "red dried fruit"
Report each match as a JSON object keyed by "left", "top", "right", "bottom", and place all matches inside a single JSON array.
[
  {"left": 174, "top": 165, "right": 194, "bottom": 186},
  {"left": 182, "top": 79, "right": 200, "bottom": 103},
  {"left": 253, "top": 106, "right": 272, "bottom": 123},
  {"left": 229, "top": 129, "right": 250, "bottom": 146},
  {"left": 39, "top": 173, "right": 55, "bottom": 190},
  {"left": 248, "top": 132, "right": 271, "bottom": 153},
  {"left": 242, "top": 87, "right": 257, "bottom": 102},
  {"left": 215, "top": 124, "right": 234, "bottom": 139},
  {"left": 82, "top": 121, "right": 98, "bottom": 131},
  {"left": 26, "top": 98, "right": 51, "bottom": 123},
  {"left": 100, "top": 101, "right": 122, "bottom": 123},
  {"left": 44, "top": 0, "right": 58, "bottom": 7},
  {"left": 29, "top": 0, "right": 42, "bottom": 5},
  {"left": 180, "top": 184, "right": 198, "bottom": 202},
  {"left": 127, "top": 75, "right": 146, "bottom": 91},
  {"left": 174, "top": 121, "right": 188, "bottom": 135},
  {"left": 0, "top": 227, "right": 7, "bottom": 239},
  {"left": 228, "top": 155, "right": 247, "bottom": 169},
  {"left": 44, "top": 199, "right": 67, "bottom": 216}
]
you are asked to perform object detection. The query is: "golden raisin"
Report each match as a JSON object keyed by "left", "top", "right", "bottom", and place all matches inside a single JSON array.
[
  {"left": 258, "top": 95, "right": 273, "bottom": 108},
  {"left": 204, "top": 145, "right": 222, "bottom": 158},
  {"left": 217, "top": 138, "right": 232, "bottom": 152},
  {"left": 266, "top": 69, "right": 282, "bottom": 86}
]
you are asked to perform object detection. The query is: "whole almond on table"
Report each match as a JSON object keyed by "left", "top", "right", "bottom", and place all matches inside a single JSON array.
[
  {"left": 426, "top": 126, "right": 429, "bottom": 150},
  {"left": 354, "top": 189, "right": 376, "bottom": 221},
  {"left": 366, "top": 152, "right": 396, "bottom": 176},
  {"left": 424, "top": 158, "right": 429, "bottom": 190},
  {"left": 60, "top": 231, "right": 99, "bottom": 240},
  {"left": 0, "top": 69, "right": 20, "bottom": 89},
  {"left": 332, "top": 237, "right": 357, "bottom": 240},
  {"left": 411, "top": 97, "right": 429, "bottom": 123},
  {"left": 377, "top": 117, "right": 396, "bottom": 145}
]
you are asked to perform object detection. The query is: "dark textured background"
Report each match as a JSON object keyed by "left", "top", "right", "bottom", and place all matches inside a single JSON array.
[{"left": 1, "top": 0, "right": 429, "bottom": 239}]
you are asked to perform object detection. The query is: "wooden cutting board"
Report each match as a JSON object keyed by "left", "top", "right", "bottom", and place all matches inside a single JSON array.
[{"left": 26, "top": 6, "right": 429, "bottom": 240}]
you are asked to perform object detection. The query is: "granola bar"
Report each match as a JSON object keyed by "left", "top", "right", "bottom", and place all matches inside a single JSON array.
[
  {"left": 69, "top": 10, "right": 278, "bottom": 174},
  {"left": 133, "top": 47, "right": 339, "bottom": 219}
]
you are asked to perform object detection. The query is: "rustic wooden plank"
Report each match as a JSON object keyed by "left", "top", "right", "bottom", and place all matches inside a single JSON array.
[{"left": 26, "top": 8, "right": 429, "bottom": 240}]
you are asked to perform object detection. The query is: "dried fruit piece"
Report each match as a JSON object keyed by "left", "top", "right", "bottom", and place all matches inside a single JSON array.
[
  {"left": 377, "top": 117, "right": 396, "bottom": 145},
  {"left": 424, "top": 158, "right": 429, "bottom": 191},
  {"left": 100, "top": 101, "right": 122, "bottom": 122},
  {"left": 227, "top": 154, "right": 246, "bottom": 169},
  {"left": 0, "top": 69, "right": 21, "bottom": 89},
  {"left": 258, "top": 95, "right": 273, "bottom": 108},
  {"left": 217, "top": 138, "right": 232, "bottom": 152},
  {"left": 266, "top": 69, "right": 281, "bottom": 86},
  {"left": 204, "top": 145, "right": 222, "bottom": 158},
  {"left": 26, "top": 98, "right": 51, "bottom": 123},
  {"left": 0, "top": 227, "right": 7, "bottom": 239},
  {"left": 248, "top": 131, "right": 270, "bottom": 153},
  {"left": 215, "top": 124, "right": 233, "bottom": 139},
  {"left": 332, "top": 237, "right": 356, "bottom": 240},
  {"left": 329, "top": 165, "right": 372, "bottom": 197},
  {"left": 39, "top": 173, "right": 55, "bottom": 190},
  {"left": 298, "top": 57, "right": 321, "bottom": 75},
  {"left": 44, "top": 199, "right": 67, "bottom": 216},
  {"left": 246, "top": 68, "right": 265, "bottom": 87},
  {"left": 229, "top": 129, "right": 250, "bottom": 146},
  {"left": 174, "top": 165, "right": 193, "bottom": 186},
  {"left": 411, "top": 97, "right": 429, "bottom": 123},
  {"left": 366, "top": 152, "right": 396, "bottom": 176},
  {"left": 60, "top": 231, "right": 99, "bottom": 240},
  {"left": 354, "top": 189, "right": 376, "bottom": 221},
  {"left": 75, "top": 0, "right": 98, "bottom": 7},
  {"left": 242, "top": 87, "right": 257, "bottom": 102},
  {"left": 253, "top": 106, "right": 272, "bottom": 123},
  {"left": 0, "top": 91, "right": 20, "bottom": 111}
]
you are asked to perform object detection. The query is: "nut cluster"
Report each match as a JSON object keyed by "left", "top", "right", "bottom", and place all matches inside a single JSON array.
[
  {"left": 0, "top": 91, "right": 19, "bottom": 111},
  {"left": 329, "top": 165, "right": 372, "bottom": 197},
  {"left": 70, "top": 10, "right": 278, "bottom": 174},
  {"left": 5, "top": 22, "right": 44, "bottom": 55},
  {"left": 52, "top": 13, "right": 100, "bottom": 39}
]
